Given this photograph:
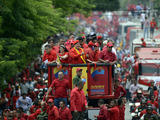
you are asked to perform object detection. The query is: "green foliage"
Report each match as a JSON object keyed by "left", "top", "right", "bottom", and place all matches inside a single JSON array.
[
  {"left": 0, "top": 0, "right": 94, "bottom": 91},
  {"left": 52, "top": 0, "right": 95, "bottom": 16},
  {"left": 91, "top": 0, "right": 120, "bottom": 11}
]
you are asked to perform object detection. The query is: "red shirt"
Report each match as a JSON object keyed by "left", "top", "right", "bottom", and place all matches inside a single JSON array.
[
  {"left": 118, "top": 105, "right": 125, "bottom": 120},
  {"left": 36, "top": 84, "right": 46, "bottom": 89},
  {"left": 109, "top": 106, "right": 120, "bottom": 120},
  {"left": 147, "top": 100, "right": 159, "bottom": 108},
  {"left": 59, "top": 107, "right": 72, "bottom": 120},
  {"left": 94, "top": 50, "right": 100, "bottom": 61},
  {"left": 13, "top": 95, "right": 19, "bottom": 109},
  {"left": 70, "top": 87, "right": 87, "bottom": 112},
  {"left": 69, "top": 47, "right": 86, "bottom": 64},
  {"left": 142, "top": 41, "right": 146, "bottom": 47},
  {"left": 81, "top": 43, "right": 88, "bottom": 49},
  {"left": 53, "top": 46, "right": 60, "bottom": 53},
  {"left": 47, "top": 105, "right": 59, "bottom": 120},
  {"left": 140, "top": 109, "right": 157, "bottom": 117},
  {"left": 50, "top": 79, "right": 69, "bottom": 98},
  {"left": 150, "top": 21, "right": 156, "bottom": 28},
  {"left": 114, "top": 85, "right": 126, "bottom": 99},
  {"left": 28, "top": 109, "right": 41, "bottom": 120},
  {"left": 30, "top": 105, "right": 41, "bottom": 114},
  {"left": 59, "top": 52, "right": 69, "bottom": 63},
  {"left": 85, "top": 47, "right": 94, "bottom": 61},
  {"left": 97, "top": 105, "right": 109, "bottom": 120},
  {"left": 42, "top": 50, "right": 57, "bottom": 62},
  {"left": 154, "top": 90, "right": 158, "bottom": 101},
  {"left": 99, "top": 50, "right": 117, "bottom": 62}
]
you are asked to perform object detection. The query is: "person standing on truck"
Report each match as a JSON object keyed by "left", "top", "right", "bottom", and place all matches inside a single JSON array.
[
  {"left": 42, "top": 44, "right": 57, "bottom": 64},
  {"left": 70, "top": 80, "right": 88, "bottom": 120},
  {"left": 45, "top": 71, "right": 70, "bottom": 108},
  {"left": 69, "top": 40, "right": 86, "bottom": 64},
  {"left": 99, "top": 42, "right": 117, "bottom": 65},
  {"left": 73, "top": 68, "right": 83, "bottom": 87},
  {"left": 94, "top": 99, "right": 109, "bottom": 120},
  {"left": 141, "top": 38, "right": 146, "bottom": 47}
]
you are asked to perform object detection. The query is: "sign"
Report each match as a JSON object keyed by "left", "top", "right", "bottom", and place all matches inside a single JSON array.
[
  {"left": 88, "top": 66, "right": 109, "bottom": 96},
  {"left": 72, "top": 67, "right": 88, "bottom": 95}
]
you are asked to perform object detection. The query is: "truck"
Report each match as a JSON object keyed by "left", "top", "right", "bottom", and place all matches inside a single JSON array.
[
  {"left": 134, "top": 47, "right": 160, "bottom": 90},
  {"left": 48, "top": 63, "right": 114, "bottom": 119},
  {"left": 117, "top": 21, "right": 141, "bottom": 49}
]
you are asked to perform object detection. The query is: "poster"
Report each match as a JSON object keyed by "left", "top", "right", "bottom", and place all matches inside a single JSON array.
[
  {"left": 88, "top": 66, "right": 109, "bottom": 96},
  {"left": 72, "top": 67, "right": 88, "bottom": 95}
]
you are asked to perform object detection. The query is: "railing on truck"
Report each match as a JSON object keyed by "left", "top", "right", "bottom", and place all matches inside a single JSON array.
[{"left": 48, "top": 63, "right": 114, "bottom": 99}]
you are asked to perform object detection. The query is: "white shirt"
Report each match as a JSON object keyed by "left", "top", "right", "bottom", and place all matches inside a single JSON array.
[{"left": 129, "top": 84, "right": 140, "bottom": 94}]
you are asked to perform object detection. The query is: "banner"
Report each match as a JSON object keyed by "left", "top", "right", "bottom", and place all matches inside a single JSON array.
[
  {"left": 50, "top": 66, "right": 70, "bottom": 85},
  {"left": 88, "top": 66, "right": 109, "bottom": 96}
]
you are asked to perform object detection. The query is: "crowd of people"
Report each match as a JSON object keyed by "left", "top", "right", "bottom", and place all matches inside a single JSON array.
[{"left": 0, "top": 32, "right": 159, "bottom": 120}]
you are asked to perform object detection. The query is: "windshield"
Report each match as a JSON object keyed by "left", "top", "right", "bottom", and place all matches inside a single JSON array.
[
  {"left": 140, "top": 63, "right": 159, "bottom": 76},
  {"left": 118, "top": 25, "right": 122, "bottom": 34}
]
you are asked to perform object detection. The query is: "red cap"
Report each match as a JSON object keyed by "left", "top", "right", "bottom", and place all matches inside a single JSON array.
[
  {"left": 73, "top": 40, "right": 79, "bottom": 45},
  {"left": 141, "top": 38, "right": 144, "bottom": 41},
  {"left": 97, "top": 36, "right": 102, "bottom": 40},
  {"left": 88, "top": 41, "right": 94, "bottom": 47},
  {"left": 76, "top": 68, "right": 82, "bottom": 72},
  {"left": 94, "top": 43, "right": 99, "bottom": 47},
  {"left": 48, "top": 99, "right": 53, "bottom": 103},
  {"left": 107, "top": 42, "right": 113, "bottom": 47},
  {"left": 82, "top": 36, "right": 85, "bottom": 39}
]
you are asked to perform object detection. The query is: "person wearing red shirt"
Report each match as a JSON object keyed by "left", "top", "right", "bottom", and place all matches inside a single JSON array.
[
  {"left": 99, "top": 42, "right": 117, "bottom": 65},
  {"left": 85, "top": 41, "right": 95, "bottom": 63},
  {"left": 114, "top": 80, "right": 126, "bottom": 99},
  {"left": 42, "top": 44, "right": 57, "bottom": 64},
  {"left": 118, "top": 98, "right": 125, "bottom": 120},
  {"left": 147, "top": 95, "right": 159, "bottom": 109},
  {"left": 94, "top": 99, "right": 109, "bottom": 120},
  {"left": 58, "top": 45, "right": 69, "bottom": 64},
  {"left": 46, "top": 71, "right": 70, "bottom": 108},
  {"left": 16, "top": 107, "right": 28, "bottom": 120},
  {"left": 93, "top": 43, "right": 100, "bottom": 62},
  {"left": 69, "top": 40, "right": 86, "bottom": 64},
  {"left": 47, "top": 99, "right": 59, "bottom": 120},
  {"left": 30, "top": 99, "right": 41, "bottom": 114},
  {"left": 28, "top": 101, "right": 48, "bottom": 120},
  {"left": 12, "top": 91, "right": 19, "bottom": 109},
  {"left": 150, "top": 18, "right": 157, "bottom": 38},
  {"left": 70, "top": 81, "right": 88, "bottom": 120},
  {"left": 77, "top": 36, "right": 88, "bottom": 50},
  {"left": 141, "top": 38, "right": 146, "bottom": 47},
  {"left": 153, "top": 87, "right": 158, "bottom": 101},
  {"left": 140, "top": 108, "right": 158, "bottom": 118},
  {"left": 108, "top": 99, "right": 120, "bottom": 120},
  {"left": 59, "top": 100, "right": 72, "bottom": 120}
]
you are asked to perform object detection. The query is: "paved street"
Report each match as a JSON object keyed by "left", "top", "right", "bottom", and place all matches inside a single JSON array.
[{"left": 125, "top": 102, "right": 132, "bottom": 120}]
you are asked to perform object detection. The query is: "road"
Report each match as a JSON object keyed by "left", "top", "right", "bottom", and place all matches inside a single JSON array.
[{"left": 125, "top": 102, "right": 132, "bottom": 120}]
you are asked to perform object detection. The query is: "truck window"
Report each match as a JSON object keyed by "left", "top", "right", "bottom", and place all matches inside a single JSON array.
[
  {"left": 140, "top": 63, "right": 158, "bottom": 76},
  {"left": 118, "top": 25, "right": 122, "bottom": 34}
]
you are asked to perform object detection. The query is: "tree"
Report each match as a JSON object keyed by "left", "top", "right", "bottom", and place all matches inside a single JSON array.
[
  {"left": 91, "top": 0, "right": 120, "bottom": 11},
  {"left": 0, "top": 0, "right": 94, "bottom": 90}
]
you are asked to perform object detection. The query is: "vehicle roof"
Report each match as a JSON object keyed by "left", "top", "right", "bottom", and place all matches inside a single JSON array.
[
  {"left": 136, "top": 48, "right": 160, "bottom": 59},
  {"left": 133, "top": 38, "right": 160, "bottom": 44},
  {"left": 119, "top": 21, "right": 141, "bottom": 26}
]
